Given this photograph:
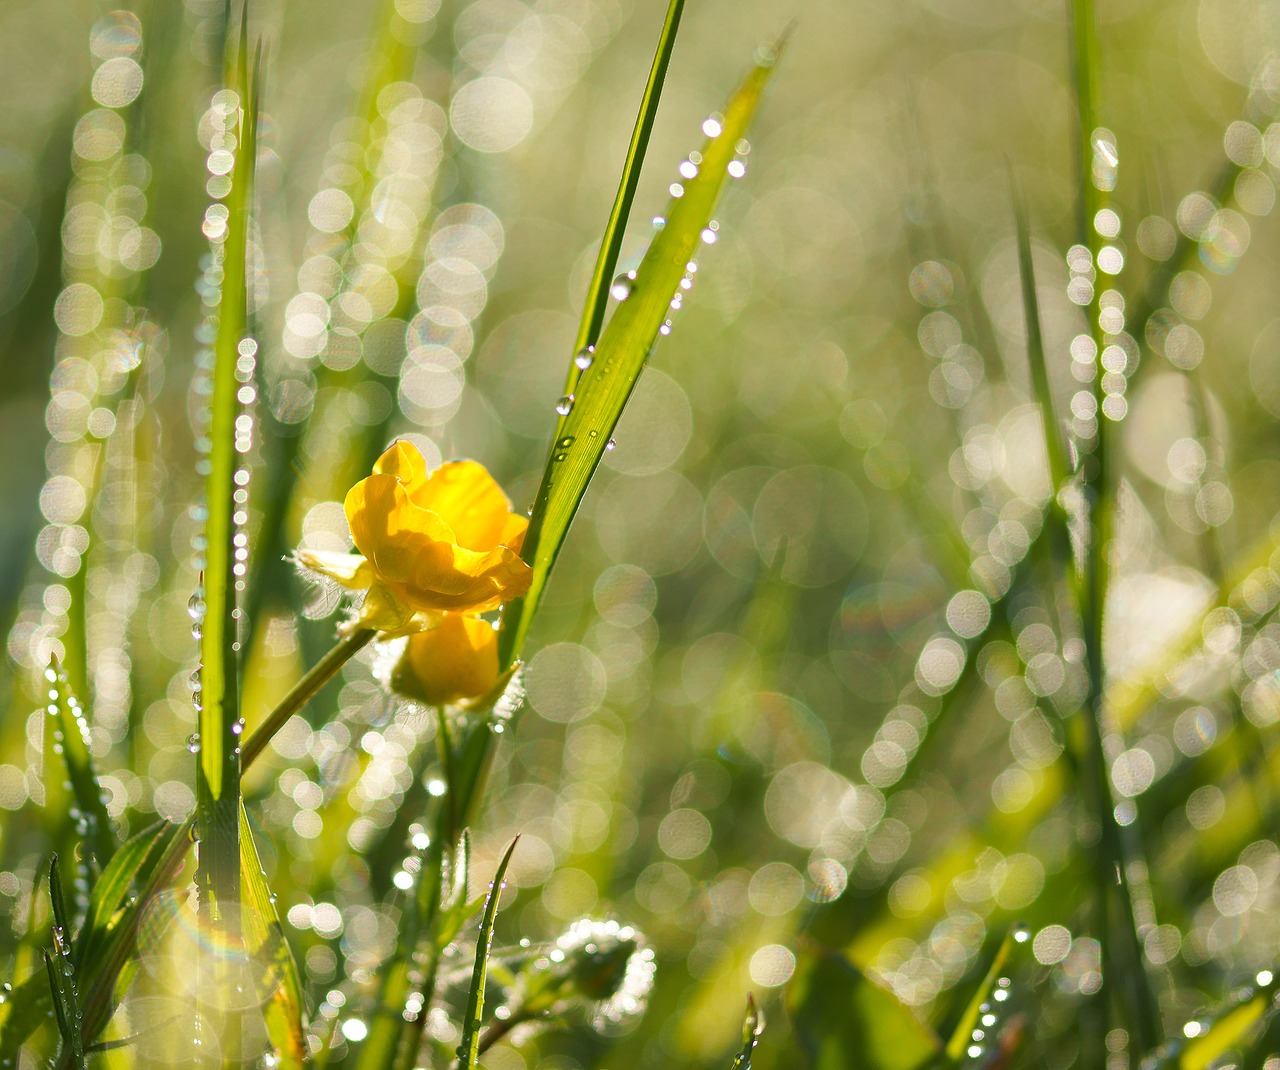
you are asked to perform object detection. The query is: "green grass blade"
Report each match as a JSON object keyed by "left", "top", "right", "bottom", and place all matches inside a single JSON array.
[
  {"left": 45, "top": 657, "right": 116, "bottom": 869},
  {"left": 1009, "top": 180, "right": 1069, "bottom": 501},
  {"left": 556, "top": 0, "right": 686, "bottom": 425},
  {"left": 943, "top": 926, "right": 1029, "bottom": 1064},
  {"left": 1172, "top": 970, "right": 1279, "bottom": 1070},
  {"left": 75, "top": 818, "right": 170, "bottom": 969},
  {"left": 500, "top": 42, "right": 784, "bottom": 667},
  {"left": 455, "top": 836, "right": 520, "bottom": 1070},
  {"left": 239, "top": 805, "right": 306, "bottom": 1068},
  {"left": 46, "top": 857, "right": 85, "bottom": 1066},
  {"left": 1068, "top": 1, "right": 1162, "bottom": 1056},
  {"left": 729, "top": 994, "right": 764, "bottom": 1070},
  {"left": 196, "top": 30, "right": 259, "bottom": 917}
]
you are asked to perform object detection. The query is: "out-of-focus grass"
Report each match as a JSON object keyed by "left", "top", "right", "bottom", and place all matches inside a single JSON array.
[{"left": 1, "top": 1, "right": 1279, "bottom": 1068}]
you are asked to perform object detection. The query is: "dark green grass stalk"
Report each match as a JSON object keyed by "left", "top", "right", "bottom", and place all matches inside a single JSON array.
[{"left": 1068, "top": 0, "right": 1161, "bottom": 1056}]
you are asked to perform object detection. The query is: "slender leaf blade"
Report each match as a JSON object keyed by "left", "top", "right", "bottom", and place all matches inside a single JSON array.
[
  {"left": 501, "top": 45, "right": 782, "bottom": 666},
  {"left": 557, "top": 0, "right": 686, "bottom": 420},
  {"left": 45, "top": 657, "right": 116, "bottom": 868},
  {"left": 196, "top": 29, "right": 259, "bottom": 916},
  {"left": 239, "top": 805, "right": 306, "bottom": 1068},
  {"left": 730, "top": 994, "right": 764, "bottom": 1070},
  {"left": 76, "top": 818, "right": 171, "bottom": 969},
  {"left": 455, "top": 836, "right": 520, "bottom": 1070}
]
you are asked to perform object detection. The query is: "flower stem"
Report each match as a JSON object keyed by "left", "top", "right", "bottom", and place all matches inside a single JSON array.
[{"left": 241, "top": 627, "right": 376, "bottom": 770}]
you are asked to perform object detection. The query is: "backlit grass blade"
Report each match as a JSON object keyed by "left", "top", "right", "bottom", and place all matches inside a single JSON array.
[
  {"left": 500, "top": 42, "right": 784, "bottom": 667},
  {"left": 75, "top": 818, "right": 170, "bottom": 970},
  {"left": 455, "top": 836, "right": 520, "bottom": 1070},
  {"left": 1068, "top": 1, "right": 1161, "bottom": 1056},
  {"left": 46, "top": 857, "right": 85, "bottom": 1069},
  {"left": 943, "top": 925, "right": 1029, "bottom": 1064},
  {"left": 45, "top": 657, "right": 116, "bottom": 869},
  {"left": 1177, "top": 970, "right": 1279, "bottom": 1070},
  {"left": 729, "top": 994, "right": 764, "bottom": 1070},
  {"left": 1010, "top": 181, "right": 1069, "bottom": 503},
  {"left": 239, "top": 805, "right": 306, "bottom": 1068},
  {"left": 196, "top": 29, "right": 260, "bottom": 917},
  {"left": 556, "top": 0, "right": 686, "bottom": 426}
]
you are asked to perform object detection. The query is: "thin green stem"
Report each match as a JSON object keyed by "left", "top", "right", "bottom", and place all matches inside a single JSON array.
[{"left": 241, "top": 628, "right": 375, "bottom": 768}]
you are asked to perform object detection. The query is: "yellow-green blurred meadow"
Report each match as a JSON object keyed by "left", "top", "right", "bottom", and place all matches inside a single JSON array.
[{"left": 1, "top": 0, "right": 1279, "bottom": 1067}]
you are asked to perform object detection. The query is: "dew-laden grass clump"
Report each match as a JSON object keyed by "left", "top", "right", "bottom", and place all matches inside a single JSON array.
[{"left": 0, "top": 1, "right": 1278, "bottom": 1069}]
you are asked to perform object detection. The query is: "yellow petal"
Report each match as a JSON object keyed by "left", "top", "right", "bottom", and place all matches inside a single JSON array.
[
  {"left": 373, "top": 440, "right": 430, "bottom": 497},
  {"left": 346, "top": 468, "right": 530, "bottom": 616},
  {"left": 410, "top": 461, "right": 525, "bottom": 552},
  {"left": 391, "top": 614, "right": 499, "bottom": 706},
  {"left": 294, "top": 549, "right": 373, "bottom": 589}
]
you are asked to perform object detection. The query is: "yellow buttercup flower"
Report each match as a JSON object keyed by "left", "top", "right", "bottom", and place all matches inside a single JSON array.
[
  {"left": 298, "top": 441, "right": 531, "bottom": 637},
  {"left": 390, "top": 613, "right": 500, "bottom": 706}
]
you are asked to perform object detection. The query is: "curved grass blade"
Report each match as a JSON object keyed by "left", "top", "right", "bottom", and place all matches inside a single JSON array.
[
  {"left": 196, "top": 28, "right": 260, "bottom": 917},
  {"left": 943, "top": 925, "right": 1030, "bottom": 1065},
  {"left": 1009, "top": 177, "right": 1069, "bottom": 505},
  {"left": 455, "top": 836, "right": 520, "bottom": 1070},
  {"left": 500, "top": 40, "right": 785, "bottom": 667},
  {"left": 730, "top": 994, "right": 765, "bottom": 1070},
  {"left": 45, "top": 656, "right": 116, "bottom": 869},
  {"left": 1179, "top": 970, "right": 1279, "bottom": 1070},
  {"left": 76, "top": 818, "right": 171, "bottom": 969},
  {"left": 239, "top": 805, "right": 306, "bottom": 1068},
  {"left": 556, "top": 0, "right": 686, "bottom": 426}
]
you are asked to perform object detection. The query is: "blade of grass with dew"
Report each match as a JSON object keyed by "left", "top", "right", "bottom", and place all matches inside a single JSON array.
[
  {"left": 46, "top": 856, "right": 85, "bottom": 1070},
  {"left": 942, "top": 925, "right": 1030, "bottom": 1065},
  {"left": 729, "top": 994, "right": 764, "bottom": 1070},
  {"left": 239, "top": 804, "right": 306, "bottom": 1069},
  {"left": 1010, "top": 179, "right": 1070, "bottom": 510},
  {"left": 195, "top": 32, "right": 259, "bottom": 917},
  {"left": 1177, "top": 970, "right": 1279, "bottom": 1070},
  {"left": 75, "top": 818, "right": 171, "bottom": 971},
  {"left": 1068, "top": 0, "right": 1162, "bottom": 1055},
  {"left": 555, "top": 0, "right": 686, "bottom": 430},
  {"left": 455, "top": 836, "right": 520, "bottom": 1070},
  {"left": 0, "top": 633, "right": 376, "bottom": 1063},
  {"left": 386, "top": 833, "right": 483, "bottom": 1070},
  {"left": 45, "top": 657, "right": 116, "bottom": 870},
  {"left": 500, "top": 41, "right": 784, "bottom": 668}
]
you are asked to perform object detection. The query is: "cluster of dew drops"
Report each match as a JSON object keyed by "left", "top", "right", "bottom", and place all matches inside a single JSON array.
[{"left": 551, "top": 113, "right": 749, "bottom": 454}]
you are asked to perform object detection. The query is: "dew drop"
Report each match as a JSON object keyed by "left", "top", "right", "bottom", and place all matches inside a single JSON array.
[
  {"left": 610, "top": 273, "right": 635, "bottom": 301},
  {"left": 555, "top": 394, "right": 575, "bottom": 416},
  {"left": 187, "top": 733, "right": 202, "bottom": 754},
  {"left": 652, "top": 215, "right": 666, "bottom": 230},
  {"left": 605, "top": 438, "right": 617, "bottom": 451},
  {"left": 188, "top": 592, "right": 207, "bottom": 621},
  {"left": 574, "top": 346, "right": 595, "bottom": 371}
]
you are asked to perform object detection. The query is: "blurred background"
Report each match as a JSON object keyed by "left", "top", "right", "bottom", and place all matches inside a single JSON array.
[{"left": 2, "top": 0, "right": 1279, "bottom": 1066}]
